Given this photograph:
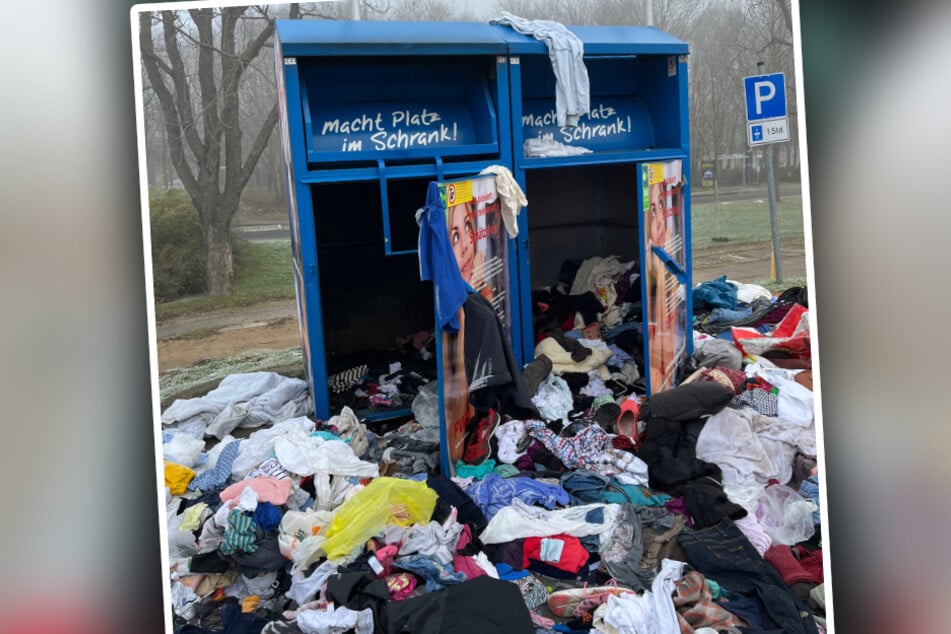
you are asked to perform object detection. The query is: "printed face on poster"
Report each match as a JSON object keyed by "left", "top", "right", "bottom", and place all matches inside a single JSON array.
[
  {"left": 642, "top": 160, "right": 688, "bottom": 393},
  {"left": 438, "top": 174, "right": 511, "bottom": 466}
]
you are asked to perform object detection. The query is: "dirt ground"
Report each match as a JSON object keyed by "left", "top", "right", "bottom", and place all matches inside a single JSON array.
[{"left": 155, "top": 237, "right": 809, "bottom": 394}]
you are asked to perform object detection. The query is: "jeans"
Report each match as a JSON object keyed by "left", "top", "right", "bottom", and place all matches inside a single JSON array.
[{"left": 678, "top": 520, "right": 819, "bottom": 634}]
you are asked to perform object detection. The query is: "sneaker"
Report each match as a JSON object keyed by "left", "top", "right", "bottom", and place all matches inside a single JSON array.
[
  {"left": 547, "top": 583, "right": 634, "bottom": 618},
  {"left": 462, "top": 408, "right": 499, "bottom": 465}
]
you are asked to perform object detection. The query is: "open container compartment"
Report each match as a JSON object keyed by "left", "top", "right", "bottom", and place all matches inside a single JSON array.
[
  {"left": 500, "top": 25, "right": 693, "bottom": 396},
  {"left": 275, "top": 20, "right": 516, "bottom": 424}
]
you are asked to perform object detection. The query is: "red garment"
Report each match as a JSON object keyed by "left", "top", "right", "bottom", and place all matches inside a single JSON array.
[
  {"left": 453, "top": 525, "right": 487, "bottom": 580},
  {"left": 795, "top": 546, "right": 824, "bottom": 584},
  {"left": 522, "top": 534, "right": 589, "bottom": 573},
  {"left": 764, "top": 545, "right": 813, "bottom": 585}
]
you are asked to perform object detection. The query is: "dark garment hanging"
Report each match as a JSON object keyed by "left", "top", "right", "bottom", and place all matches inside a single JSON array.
[
  {"left": 462, "top": 292, "right": 538, "bottom": 420},
  {"left": 385, "top": 576, "right": 535, "bottom": 634}
]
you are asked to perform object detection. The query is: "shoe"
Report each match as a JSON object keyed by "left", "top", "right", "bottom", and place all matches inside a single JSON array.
[
  {"left": 614, "top": 398, "right": 640, "bottom": 437},
  {"left": 548, "top": 583, "right": 634, "bottom": 617},
  {"left": 462, "top": 408, "right": 499, "bottom": 465}
]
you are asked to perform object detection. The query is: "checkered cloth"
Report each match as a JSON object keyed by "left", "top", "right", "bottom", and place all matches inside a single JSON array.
[
  {"left": 673, "top": 571, "right": 749, "bottom": 631},
  {"left": 732, "top": 388, "right": 779, "bottom": 417}
]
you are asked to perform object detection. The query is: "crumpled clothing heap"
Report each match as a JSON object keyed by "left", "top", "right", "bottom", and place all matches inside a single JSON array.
[{"left": 162, "top": 371, "right": 312, "bottom": 439}]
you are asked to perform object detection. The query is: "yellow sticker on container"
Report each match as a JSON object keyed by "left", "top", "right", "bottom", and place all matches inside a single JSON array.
[
  {"left": 646, "top": 163, "right": 665, "bottom": 186},
  {"left": 443, "top": 179, "right": 473, "bottom": 207}
]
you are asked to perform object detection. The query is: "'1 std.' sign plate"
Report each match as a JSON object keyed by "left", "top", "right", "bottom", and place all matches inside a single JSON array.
[{"left": 748, "top": 117, "right": 789, "bottom": 146}]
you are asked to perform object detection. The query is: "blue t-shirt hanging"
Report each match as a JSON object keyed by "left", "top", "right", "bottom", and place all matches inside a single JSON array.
[{"left": 417, "top": 181, "right": 467, "bottom": 332}]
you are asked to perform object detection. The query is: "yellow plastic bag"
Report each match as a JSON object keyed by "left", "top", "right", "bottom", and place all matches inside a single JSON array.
[{"left": 321, "top": 477, "right": 437, "bottom": 560}]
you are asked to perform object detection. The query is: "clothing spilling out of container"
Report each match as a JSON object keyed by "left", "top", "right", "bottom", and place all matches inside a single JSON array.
[{"left": 157, "top": 16, "right": 827, "bottom": 634}]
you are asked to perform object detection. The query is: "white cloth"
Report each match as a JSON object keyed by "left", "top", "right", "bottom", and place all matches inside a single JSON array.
[
  {"left": 733, "top": 515, "right": 772, "bottom": 556},
  {"left": 599, "top": 559, "right": 684, "bottom": 634},
  {"left": 286, "top": 560, "right": 337, "bottom": 606},
  {"left": 327, "top": 406, "right": 369, "bottom": 459},
  {"left": 695, "top": 408, "right": 778, "bottom": 487},
  {"left": 279, "top": 510, "right": 335, "bottom": 573},
  {"left": 729, "top": 280, "right": 773, "bottom": 304},
  {"left": 494, "top": 419, "right": 527, "bottom": 464},
  {"left": 297, "top": 605, "right": 374, "bottom": 634},
  {"left": 595, "top": 449, "right": 650, "bottom": 485},
  {"left": 274, "top": 433, "right": 379, "bottom": 478},
  {"left": 531, "top": 373, "right": 574, "bottom": 422},
  {"left": 480, "top": 498, "right": 619, "bottom": 544},
  {"left": 750, "top": 413, "right": 818, "bottom": 485},
  {"left": 751, "top": 363, "right": 815, "bottom": 426},
  {"left": 162, "top": 372, "right": 312, "bottom": 439},
  {"left": 231, "top": 417, "right": 316, "bottom": 479},
  {"left": 492, "top": 12, "right": 589, "bottom": 127},
  {"left": 480, "top": 165, "right": 527, "bottom": 237},
  {"left": 570, "top": 256, "right": 628, "bottom": 307},
  {"left": 398, "top": 518, "right": 464, "bottom": 565},
  {"left": 524, "top": 137, "right": 593, "bottom": 157},
  {"left": 163, "top": 432, "right": 206, "bottom": 468}
]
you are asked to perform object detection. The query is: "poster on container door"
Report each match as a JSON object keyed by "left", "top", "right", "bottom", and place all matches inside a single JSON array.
[
  {"left": 437, "top": 174, "right": 512, "bottom": 468},
  {"left": 642, "top": 159, "right": 688, "bottom": 393}
]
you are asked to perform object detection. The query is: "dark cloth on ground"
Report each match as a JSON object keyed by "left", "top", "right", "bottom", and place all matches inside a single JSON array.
[
  {"left": 385, "top": 576, "right": 534, "bottom": 634},
  {"left": 683, "top": 477, "right": 748, "bottom": 529},
  {"left": 325, "top": 572, "right": 390, "bottom": 634},
  {"left": 677, "top": 520, "right": 819, "bottom": 634}
]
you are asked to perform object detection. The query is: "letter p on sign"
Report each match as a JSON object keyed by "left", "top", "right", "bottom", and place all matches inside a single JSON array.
[{"left": 744, "top": 73, "right": 786, "bottom": 122}]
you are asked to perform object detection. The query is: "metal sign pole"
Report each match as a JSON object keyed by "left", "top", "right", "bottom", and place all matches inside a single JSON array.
[{"left": 757, "top": 61, "right": 783, "bottom": 282}]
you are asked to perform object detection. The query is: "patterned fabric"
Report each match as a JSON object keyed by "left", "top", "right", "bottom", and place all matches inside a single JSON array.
[
  {"left": 219, "top": 510, "right": 259, "bottom": 556},
  {"left": 696, "top": 367, "right": 747, "bottom": 394},
  {"left": 392, "top": 554, "right": 466, "bottom": 592},
  {"left": 673, "top": 571, "right": 749, "bottom": 631},
  {"left": 525, "top": 420, "right": 606, "bottom": 470},
  {"left": 386, "top": 573, "right": 417, "bottom": 601},
  {"left": 732, "top": 388, "right": 779, "bottom": 417},
  {"left": 189, "top": 440, "right": 241, "bottom": 491},
  {"left": 328, "top": 365, "right": 368, "bottom": 394}
]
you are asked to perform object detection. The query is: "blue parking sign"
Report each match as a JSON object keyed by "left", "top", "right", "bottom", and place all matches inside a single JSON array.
[{"left": 744, "top": 73, "right": 786, "bottom": 121}]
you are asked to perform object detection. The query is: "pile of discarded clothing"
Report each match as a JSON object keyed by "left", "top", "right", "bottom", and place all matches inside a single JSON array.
[
  {"left": 325, "top": 331, "right": 437, "bottom": 416},
  {"left": 530, "top": 255, "right": 646, "bottom": 411},
  {"left": 161, "top": 285, "right": 824, "bottom": 633}
]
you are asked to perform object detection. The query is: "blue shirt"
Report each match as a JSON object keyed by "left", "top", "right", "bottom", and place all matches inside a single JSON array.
[{"left": 417, "top": 181, "right": 467, "bottom": 332}]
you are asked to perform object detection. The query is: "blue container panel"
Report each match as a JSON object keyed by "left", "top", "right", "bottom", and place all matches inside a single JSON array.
[
  {"left": 299, "top": 57, "right": 500, "bottom": 163},
  {"left": 515, "top": 54, "right": 687, "bottom": 155},
  {"left": 521, "top": 97, "right": 654, "bottom": 152},
  {"left": 638, "top": 55, "right": 685, "bottom": 150}
]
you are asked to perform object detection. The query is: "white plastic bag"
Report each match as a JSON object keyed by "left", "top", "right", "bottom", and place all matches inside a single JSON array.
[
  {"left": 531, "top": 373, "right": 573, "bottom": 422},
  {"left": 754, "top": 484, "right": 817, "bottom": 545}
]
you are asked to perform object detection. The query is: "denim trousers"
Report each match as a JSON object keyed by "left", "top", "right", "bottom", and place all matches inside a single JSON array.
[{"left": 677, "top": 519, "right": 818, "bottom": 634}]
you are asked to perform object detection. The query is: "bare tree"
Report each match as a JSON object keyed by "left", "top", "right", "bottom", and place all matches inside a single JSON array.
[{"left": 138, "top": 5, "right": 299, "bottom": 295}]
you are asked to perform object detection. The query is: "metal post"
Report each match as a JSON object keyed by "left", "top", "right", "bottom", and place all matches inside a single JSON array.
[
  {"left": 351, "top": 0, "right": 361, "bottom": 20},
  {"left": 646, "top": 0, "right": 653, "bottom": 26},
  {"left": 758, "top": 61, "right": 782, "bottom": 282}
]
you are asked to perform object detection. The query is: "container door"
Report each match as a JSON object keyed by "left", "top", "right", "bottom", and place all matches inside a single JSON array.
[{"left": 640, "top": 159, "right": 690, "bottom": 393}]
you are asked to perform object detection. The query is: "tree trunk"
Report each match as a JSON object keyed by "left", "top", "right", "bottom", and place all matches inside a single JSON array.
[{"left": 203, "top": 218, "right": 234, "bottom": 295}]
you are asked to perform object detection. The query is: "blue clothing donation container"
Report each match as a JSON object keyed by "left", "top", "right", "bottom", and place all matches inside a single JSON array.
[
  {"left": 274, "top": 20, "right": 691, "bottom": 472},
  {"left": 274, "top": 20, "right": 516, "bottom": 427},
  {"left": 499, "top": 25, "right": 693, "bottom": 396}
]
